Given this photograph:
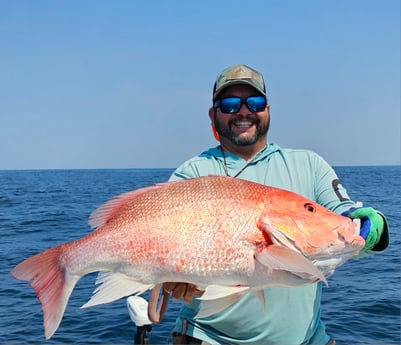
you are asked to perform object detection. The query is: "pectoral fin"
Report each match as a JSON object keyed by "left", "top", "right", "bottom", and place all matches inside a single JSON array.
[{"left": 255, "top": 245, "right": 327, "bottom": 284}]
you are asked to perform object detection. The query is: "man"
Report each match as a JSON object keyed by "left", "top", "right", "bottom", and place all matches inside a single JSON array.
[{"left": 164, "top": 64, "right": 389, "bottom": 345}]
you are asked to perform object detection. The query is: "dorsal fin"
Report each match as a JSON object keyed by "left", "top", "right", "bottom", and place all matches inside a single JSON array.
[
  {"left": 87, "top": 176, "right": 228, "bottom": 229},
  {"left": 88, "top": 184, "right": 161, "bottom": 229}
]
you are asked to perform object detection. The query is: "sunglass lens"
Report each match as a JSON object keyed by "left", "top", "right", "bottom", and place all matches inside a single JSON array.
[
  {"left": 246, "top": 96, "right": 266, "bottom": 112},
  {"left": 220, "top": 98, "right": 241, "bottom": 113}
]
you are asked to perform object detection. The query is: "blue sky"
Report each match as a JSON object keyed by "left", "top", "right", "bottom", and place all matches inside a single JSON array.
[{"left": 1, "top": 0, "right": 400, "bottom": 169}]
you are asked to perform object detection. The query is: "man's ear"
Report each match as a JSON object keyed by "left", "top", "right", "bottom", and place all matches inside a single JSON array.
[
  {"left": 209, "top": 107, "right": 219, "bottom": 142},
  {"left": 208, "top": 107, "right": 215, "bottom": 122}
]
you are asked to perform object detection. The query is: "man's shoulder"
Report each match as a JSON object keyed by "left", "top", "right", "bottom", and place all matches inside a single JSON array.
[
  {"left": 278, "top": 146, "right": 317, "bottom": 155},
  {"left": 274, "top": 146, "right": 324, "bottom": 161},
  {"left": 169, "top": 146, "right": 222, "bottom": 180},
  {"left": 267, "top": 146, "right": 332, "bottom": 173},
  {"left": 184, "top": 146, "right": 221, "bottom": 165}
]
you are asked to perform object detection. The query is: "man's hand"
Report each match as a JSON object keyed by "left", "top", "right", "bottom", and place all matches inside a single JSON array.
[
  {"left": 163, "top": 283, "right": 204, "bottom": 302},
  {"left": 342, "top": 207, "right": 385, "bottom": 250}
]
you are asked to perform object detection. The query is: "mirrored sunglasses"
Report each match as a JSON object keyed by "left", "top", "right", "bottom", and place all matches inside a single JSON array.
[{"left": 214, "top": 96, "right": 267, "bottom": 114}]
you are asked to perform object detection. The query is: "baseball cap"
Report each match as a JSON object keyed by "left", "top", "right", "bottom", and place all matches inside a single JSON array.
[{"left": 212, "top": 64, "right": 266, "bottom": 101}]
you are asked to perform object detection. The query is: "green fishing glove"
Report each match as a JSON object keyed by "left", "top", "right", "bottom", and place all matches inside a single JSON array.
[{"left": 342, "top": 207, "right": 384, "bottom": 250}]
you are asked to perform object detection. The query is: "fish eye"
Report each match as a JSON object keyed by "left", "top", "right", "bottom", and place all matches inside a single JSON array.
[{"left": 304, "top": 203, "right": 316, "bottom": 213}]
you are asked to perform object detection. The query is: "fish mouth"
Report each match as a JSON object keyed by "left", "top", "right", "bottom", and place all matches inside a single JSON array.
[
  {"left": 262, "top": 220, "right": 362, "bottom": 278},
  {"left": 262, "top": 219, "right": 360, "bottom": 258},
  {"left": 327, "top": 218, "right": 363, "bottom": 255},
  {"left": 332, "top": 218, "right": 358, "bottom": 236}
]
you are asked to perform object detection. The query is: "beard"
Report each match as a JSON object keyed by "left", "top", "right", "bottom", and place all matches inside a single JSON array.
[{"left": 214, "top": 115, "right": 270, "bottom": 146}]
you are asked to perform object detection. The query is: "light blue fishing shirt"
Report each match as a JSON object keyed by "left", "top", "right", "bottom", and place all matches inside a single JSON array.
[{"left": 169, "top": 143, "right": 356, "bottom": 345}]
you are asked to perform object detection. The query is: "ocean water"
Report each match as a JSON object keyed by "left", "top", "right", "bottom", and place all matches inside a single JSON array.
[{"left": 1, "top": 166, "right": 400, "bottom": 344}]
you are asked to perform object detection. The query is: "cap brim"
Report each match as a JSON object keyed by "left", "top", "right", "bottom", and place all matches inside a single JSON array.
[{"left": 213, "top": 80, "right": 266, "bottom": 100}]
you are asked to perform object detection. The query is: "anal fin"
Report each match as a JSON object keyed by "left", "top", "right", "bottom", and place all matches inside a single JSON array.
[{"left": 81, "top": 271, "right": 153, "bottom": 309}]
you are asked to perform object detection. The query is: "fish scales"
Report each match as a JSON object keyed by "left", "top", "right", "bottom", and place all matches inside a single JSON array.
[
  {"left": 11, "top": 175, "right": 364, "bottom": 339},
  {"left": 92, "top": 177, "right": 266, "bottom": 279}
]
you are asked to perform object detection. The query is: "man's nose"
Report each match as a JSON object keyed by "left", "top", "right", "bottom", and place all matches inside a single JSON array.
[{"left": 237, "top": 102, "right": 250, "bottom": 114}]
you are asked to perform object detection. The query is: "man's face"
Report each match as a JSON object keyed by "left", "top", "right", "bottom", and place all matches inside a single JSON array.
[{"left": 211, "top": 84, "right": 270, "bottom": 147}]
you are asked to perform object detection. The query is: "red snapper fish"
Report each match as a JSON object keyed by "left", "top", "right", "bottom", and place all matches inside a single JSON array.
[{"left": 11, "top": 176, "right": 364, "bottom": 339}]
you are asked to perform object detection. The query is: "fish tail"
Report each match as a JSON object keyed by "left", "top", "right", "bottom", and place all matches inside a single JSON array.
[{"left": 11, "top": 246, "right": 79, "bottom": 339}]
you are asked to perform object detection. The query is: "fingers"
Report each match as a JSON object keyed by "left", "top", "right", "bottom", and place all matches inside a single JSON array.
[
  {"left": 163, "top": 283, "right": 203, "bottom": 302},
  {"left": 163, "top": 282, "right": 176, "bottom": 293},
  {"left": 173, "top": 283, "right": 191, "bottom": 301},
  {"left": 148, "top": 284, "right": 169, "bottom": 323}
]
